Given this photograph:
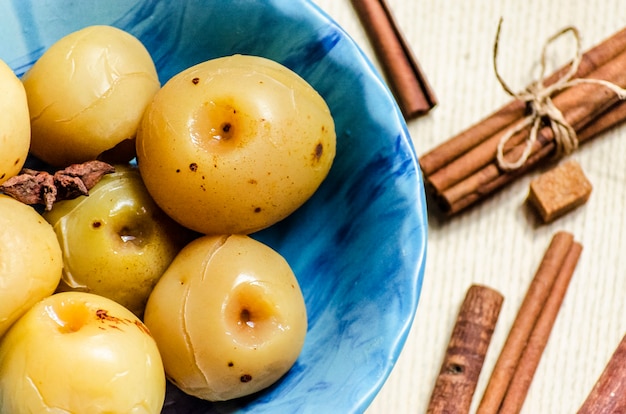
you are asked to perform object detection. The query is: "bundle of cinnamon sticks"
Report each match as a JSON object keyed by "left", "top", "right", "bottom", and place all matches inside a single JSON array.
[{"left": 420, "top": 26, "right": 626, "bottom": 216}]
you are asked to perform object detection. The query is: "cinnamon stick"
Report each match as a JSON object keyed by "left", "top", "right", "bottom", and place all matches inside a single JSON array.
[
  {"left": 476, "top": 231, "right": 581, "bottom": 414},
  {"left": 351, "top": 0, "right": 437, "bottom": 119},
  {"left": 430, "top": 47, "right": 626, "bottom": 215},
  {"left": 426, "top": 285, "right": 504, "bottom": 414},
  {"left": 577, "top": 334, "right": 626, "bottom": 414},
  {"left": 498, "top": 241, "right": 582, "bottom": 413},
  {"left": 419, "top": 26, "right": 626, "bottom": 176}
]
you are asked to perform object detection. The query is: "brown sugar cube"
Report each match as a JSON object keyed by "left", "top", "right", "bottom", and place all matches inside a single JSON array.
[{"left": 527, "top": 159, "right": 592, "bottom": 223}]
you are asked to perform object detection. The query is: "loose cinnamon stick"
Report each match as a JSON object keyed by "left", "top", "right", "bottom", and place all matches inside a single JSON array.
[
  {"left": 498, "top": 241, "right": 583, "bottom": 413},
  {"left": 419, "top": 26, "right": 626, "bottom": 176},
  {"left": 577, "top": 334, "right": 626, "bottom": 414},
  {"left": 476, "top": 231, "right": 578, "bottom": 414},
  {"left": 351, "top": 0, "right": 437, "bottom": 119},
  {"left": 431, "top": 46, "right": 626, "bottom": 215},
  {"left": 426, "top": 285, "right": 504, "bottom": 414}
]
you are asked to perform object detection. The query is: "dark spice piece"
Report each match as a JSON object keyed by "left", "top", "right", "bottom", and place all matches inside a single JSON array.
[{"left": 0, "top": 160, "right": 115, "bottom": 211}]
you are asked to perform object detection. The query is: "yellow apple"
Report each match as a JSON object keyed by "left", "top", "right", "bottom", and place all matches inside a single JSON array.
[
  {"left": 22, "top": 25, "right": 160, "bottom": 167},
  {"left": 0, "top": 59, "right": 30, "bottom": 185},
  {"left": 43, "top": 165, "right": 195, "bottom": 317},
  {"left": 0, "top": 194, "right": 62, "bottom": 338},
  {"left": 0, "top": 291, "right": 165, "bottom": 413},
  {"left": 136, "top": 54, "right": 336, "bottom": 235},
  {"left": 144, "top": 234, "right": 307, "bottom": 401}
]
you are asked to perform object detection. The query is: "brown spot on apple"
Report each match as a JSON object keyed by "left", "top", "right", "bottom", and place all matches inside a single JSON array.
[
  {"left": 134, "top": 320, "right": 152, "bottom": 336},
  {"left": 189, "top": 163, "right": 198, "bottom": 172},
  {"left": 192, "top": 77, "right": 200, "bottom": 85},
  {"left": 96, "top": 309, "right": 125, "bottom": 325},
  {"left": 313, "top": 142, "right": 323, "bottom": 162},
  {"left": 240, "top": 374, "right": 252, "bottom": 383}
]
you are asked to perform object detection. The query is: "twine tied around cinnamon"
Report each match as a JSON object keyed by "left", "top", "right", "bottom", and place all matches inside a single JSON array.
[{"left": 493, "top": 18, "right": 626, "bottom": 170}]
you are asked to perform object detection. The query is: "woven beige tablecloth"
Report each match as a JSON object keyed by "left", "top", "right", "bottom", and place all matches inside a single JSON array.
[{"left": 312, "top": 1, "right": 626, "bottom": 413}]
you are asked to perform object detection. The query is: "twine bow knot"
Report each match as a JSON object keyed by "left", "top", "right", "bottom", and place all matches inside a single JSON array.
[{"left": 494, "top": 19, "right": 626, "bottom": 170}]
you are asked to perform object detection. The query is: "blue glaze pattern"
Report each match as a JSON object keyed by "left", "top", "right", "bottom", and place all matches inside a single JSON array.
[{"left": 0, "top": 0, "right": 428, "bottom": 412}]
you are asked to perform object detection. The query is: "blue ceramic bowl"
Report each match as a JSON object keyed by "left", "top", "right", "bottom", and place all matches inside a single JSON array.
[{"left": 0, "top": 0, "right": 428, "bottom": 412}]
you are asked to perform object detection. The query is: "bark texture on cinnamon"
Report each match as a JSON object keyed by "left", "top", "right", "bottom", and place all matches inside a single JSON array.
[
  {"left": 427, "top": 285, "right": 504, "bottom": 414},
  {"left": 477, "top": 231, "right": 582, "bottom": 414},
  {"left": 351, "top": 0, "right": 437, "bottom": 119},
  {"left": 419, "top": 26, "right": 626, "bottom": 216},
  {"left": 577, "top": 334, "right": 626, "bottom": 414}
]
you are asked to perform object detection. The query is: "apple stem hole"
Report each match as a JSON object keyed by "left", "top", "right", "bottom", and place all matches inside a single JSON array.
[
  {"left": 46, "top": 300, "right": 90, "bottom": 333},
  {"left": 239, "top": 308, "right": 255, "bottom": 328}
]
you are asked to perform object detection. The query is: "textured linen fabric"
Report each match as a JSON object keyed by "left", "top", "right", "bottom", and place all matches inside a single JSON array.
[{"left": 313, "top": 1, "right": 626, "bottom": 413}]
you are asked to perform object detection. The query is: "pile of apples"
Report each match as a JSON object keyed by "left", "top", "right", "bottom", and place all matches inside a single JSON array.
[{"left": 0, "top": 25, "right": 335, "bottom": 412}]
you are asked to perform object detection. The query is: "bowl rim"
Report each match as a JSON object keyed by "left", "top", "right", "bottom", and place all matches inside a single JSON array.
[{"left": 302, "top": 1, "right": 428, "bottom": 409}]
